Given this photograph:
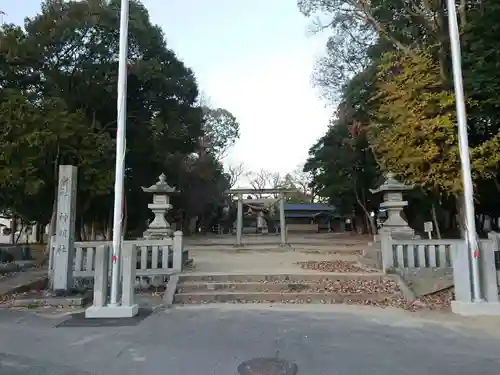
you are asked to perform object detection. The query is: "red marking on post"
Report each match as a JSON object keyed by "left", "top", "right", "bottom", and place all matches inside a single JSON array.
[
  {"left": 473, "top": 250, "right": 479, "bottom": 259},
  {"left": 112, "top": 255, "right": 118, "bottom": 263}
]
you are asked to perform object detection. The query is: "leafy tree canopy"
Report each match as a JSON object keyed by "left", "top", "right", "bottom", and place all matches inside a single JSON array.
[{"left": 0, "top": 0, "right": 239, "bottom": 238}]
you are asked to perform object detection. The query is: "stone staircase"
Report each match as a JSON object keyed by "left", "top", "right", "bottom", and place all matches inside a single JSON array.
[{"left": 173, "top": 272, "right": 400, "bottom": 305}]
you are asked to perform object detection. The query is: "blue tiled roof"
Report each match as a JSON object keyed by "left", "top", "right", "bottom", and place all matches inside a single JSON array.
[
  {"left": 286, "top": 212, "right": 336, "bottom": 218},
  {"left": 285, "top": 213, "right": 316, "bottom": 218},
  {"left": 284, "top": 203, "right": 336, "bottom": 212}
]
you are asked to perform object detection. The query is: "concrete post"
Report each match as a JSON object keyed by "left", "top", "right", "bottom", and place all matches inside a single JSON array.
[
  {"left": 450, "top": 240, "right": 500, "bottom": 316},
  {"left": 121, "top": 243, "right": 137, "bottom": 308},
  {"left": 451, "top": 241, "right": 473, "bottom": 304},
  {"left": 479, "top": 240, "right": 499, "bottom": 303},
  {"left": 380, "top": 234, "right": 393, "bottom": 272},
  {"left": 53, "top": 165, "right": 78, "bottom": 292},
  {"left": 236, "top": 194, "right": 243, "bottom": 246},
  {"left": 90, "top": 245, "right": 109, "bottom": 308},
  {"left": 86, "top": 242, "right": 139, "bottom": 318},
  {"left": 279, "top": 193, "right": 286, "bottom": 246},
  {"left": 173, "top": 231, "right": 183, "bottom": 272},
  {"left": 487, "top": 231, "right": 500, "bottom": 288}
]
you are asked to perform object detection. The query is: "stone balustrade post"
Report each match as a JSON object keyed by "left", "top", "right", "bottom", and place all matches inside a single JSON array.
[
  {"left": 90, "top": 244, "right": 109, "bottom": 309},
  {"left": 173, "top": 231, "right": 183, "bottom": 272}
]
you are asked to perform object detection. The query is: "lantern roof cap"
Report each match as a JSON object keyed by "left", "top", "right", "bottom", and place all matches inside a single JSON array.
[
  {"left": 370, "top": 172, "right": 414, "bottom": 194},
  {"left": 141, "top": 174, "right": 177, "bottom": 193}
]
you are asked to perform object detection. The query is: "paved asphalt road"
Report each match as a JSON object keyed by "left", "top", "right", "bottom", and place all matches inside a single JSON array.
[{"left": 0, "top": 304, "right": 500, "bottom": 375}]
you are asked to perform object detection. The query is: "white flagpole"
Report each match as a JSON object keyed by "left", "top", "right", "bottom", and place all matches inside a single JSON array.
[
  {"left": 446, "top": 0, "right": 482, "bottom": 302},
  {"left": 109, "top": 0, "right": 130, "bottom": 306}
]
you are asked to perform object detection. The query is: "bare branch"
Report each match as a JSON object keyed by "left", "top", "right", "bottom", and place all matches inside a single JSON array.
[{"left": 226, "top": 162, "right": 245, "bottom": 188}]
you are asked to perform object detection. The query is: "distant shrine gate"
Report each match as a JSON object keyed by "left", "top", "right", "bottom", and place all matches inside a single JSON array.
[{"left": 229, "top": 188, "right": 298, "bottom": 246}]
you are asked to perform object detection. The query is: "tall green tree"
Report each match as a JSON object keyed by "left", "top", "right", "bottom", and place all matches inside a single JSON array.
[
  {"left": 305, "top": 118, "right": 380, "bottom": 234},
  {"left": 0, "top": 0, "right": 237, "bottom": 239},
  {"left": 299, "top": 0, "right": 500, "bottom": 234},
  {"left": 201, "top": 107, "right": 240, "bottom": 161}
]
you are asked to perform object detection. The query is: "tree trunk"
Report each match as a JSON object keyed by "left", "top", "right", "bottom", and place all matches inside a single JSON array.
[
  {"left": 123, "top": 194, "right": 128, "bottom": 239},
  {"left": 37, "top": 223, "right": 44, "bottom": 244},
  {"left": 479, "top": 214, "right": 486, "bottom": 233},
  {"left": 81, "top": 222, "right": 87, "bottom": 241},
  {"left": 15, "top": 222, "right": 25, "bottom": 244},
  {"left": 430, "top": 203, "right": 442, "bottom": 239},
  {"left": 456, "top": 194, "right": 466, "bottom": 237},
  {"left": 355, "top": 216, "right": 364, "bottom": 234},
  {"left": 182, "top": 213, "right": 191, "bottom": 236},
  {"left": 105, "top": 205, "right": 113, "bottom": 240},
  {"left": 10, "top": 215, "right": 16, "bottom": 244},
  {"left": 355, "top": 187, "right": 377, "bottom": 235},
  {"left": 90, "top": 221, "right": 96, "bottom": 240},
  {"left": 362, "top": 213, "right": 371, "bottom": 234},
  {"left": 435, "top": 1, "right": 450, "bottom": 84},
  {"left": 459, "top": 0, "right": 467, "bottom": 25},
  {"left": 492, "top": 217, "right": 499, "bottom": 232}
]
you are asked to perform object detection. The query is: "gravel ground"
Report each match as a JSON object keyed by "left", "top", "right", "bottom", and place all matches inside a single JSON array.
[
  {"left": 297, "top": 260, "right": 379, "bottom": 273},
  {"left": 177, "top": 293, "right": 451, "bottom": 312},
  {"left": 1, "top": 285, "right": 169, "bottom": 306},
  {"left": 177, "top": 295, "right": 420, "bottom": 310},
  {"left": 299, "top": 250, "right": 363, "bottom": 256},
  {"left": 0, "top": 261, "right": 17, "bottom": 282},
  {"left": 246, "top": 279, "right": 400, "bottom": 294},
  {"left": 0, "top": 294, "right": 13, "bottom": 304},
  {"left": 327, "top": 250, "right": 363, "bottom": 255},
  {"left": 418, "top": 287, "right": 454, "bottom": 310},
  {"left": 0, "top": 272, "right": 16, "bottom": 282}
]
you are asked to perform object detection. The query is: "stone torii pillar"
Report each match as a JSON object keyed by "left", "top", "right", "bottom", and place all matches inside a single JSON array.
[
  {"left": 236, "top": 193, "right": 243, "bottom": 246},
  {"left": 279, "top": 193, "right": 286, "bottom": 246}
]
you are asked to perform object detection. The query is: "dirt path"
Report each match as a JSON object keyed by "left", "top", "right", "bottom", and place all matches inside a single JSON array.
[{"left": 187, "top": 249, "right": 366, "bottom": 273}]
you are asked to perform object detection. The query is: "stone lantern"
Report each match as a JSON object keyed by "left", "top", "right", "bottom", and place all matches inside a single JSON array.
[
  {"left": 141, "top": 173, "right": 177, "bottom": 238},
  {"left": 370, "top": 172, "right": 415, "bottom": 239}
]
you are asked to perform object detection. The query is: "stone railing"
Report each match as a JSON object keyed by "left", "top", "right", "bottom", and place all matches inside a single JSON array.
[
  {"left": 49, "top": 232, "right": 183, "bottom": 282},
  {"left": 451, "top": 237, "right": 500, "bottom": 314},
  {"left": 487, "top": 231, "right": 500, "bottom": 285},
  {"left": 488, "top": 231, "right": 500, "bottom": 250},
  {"left": 380, "top": 234, "right": 500, "bottom": 315},
  {"left": 380, "top": 235, "right": 458, "bottom": 272}
]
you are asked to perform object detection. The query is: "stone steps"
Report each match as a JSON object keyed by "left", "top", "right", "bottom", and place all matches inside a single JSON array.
[
  {"left": 174, "top": 272, "right": 397, "bottom": 305},
  {"left": 178, "top": 280, "right": 374, "bottom": 293},
  {"left": 179, "top": 272, "right": 384, "bottom": 283},
  {"left": 174, "top": 291, "right": 394, "bottom": 304}
]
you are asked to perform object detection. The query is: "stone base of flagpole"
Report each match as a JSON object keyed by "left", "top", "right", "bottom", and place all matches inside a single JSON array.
[
  {"left": 85, "top": 304, "right": 138, "bottom": 319},
  {"left": 451, "top": 301, "right": 500, "bottom": 316},
  {"left": 84, "top": 243, "right": 139, "bottom": 319}
]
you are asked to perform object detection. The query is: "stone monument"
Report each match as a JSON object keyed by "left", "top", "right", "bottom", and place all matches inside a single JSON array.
[
  {"left": 370, "top": 172, "right": 415, "bottom": 239},
  {"left": 141, "top": 173, "right": 177, "bottom": 238},
  {"left": 52, "top": 165, "right": 78, "bottom": 293}
]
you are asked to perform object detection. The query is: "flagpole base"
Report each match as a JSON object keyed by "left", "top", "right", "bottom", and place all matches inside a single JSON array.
[
  {"left": 451, "top": 301, "right": 500, "bottom": 316},
  {"left": 85, "top": 304, "right": 138, "bottom": 319}
]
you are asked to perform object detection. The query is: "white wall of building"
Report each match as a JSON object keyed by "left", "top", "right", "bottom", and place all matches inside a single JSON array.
[{"left": 0, "top": 217, "right": 48, "bottom": 244}]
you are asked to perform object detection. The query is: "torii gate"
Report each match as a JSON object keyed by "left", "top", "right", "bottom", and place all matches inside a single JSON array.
[{"left": 229, "top": 188, "right": 298, "bottom": 246}]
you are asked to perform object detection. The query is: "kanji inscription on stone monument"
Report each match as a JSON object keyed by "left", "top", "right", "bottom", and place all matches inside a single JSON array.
[{"left": 53, "top": 165, "right": 78, "bottom": 292}]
